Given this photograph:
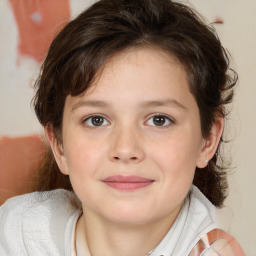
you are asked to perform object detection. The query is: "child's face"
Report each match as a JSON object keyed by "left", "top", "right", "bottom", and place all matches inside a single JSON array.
[{"left": 52, "top": 48, "right": 208, "bottom": 225}]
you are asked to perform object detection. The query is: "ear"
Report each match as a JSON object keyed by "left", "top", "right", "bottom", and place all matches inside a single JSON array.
[
  {"left": 196, "top": 117, "right": 224, "bottom": 168},
  {"left": 44, "top": 126, "right": 69, "bottom": 175}
]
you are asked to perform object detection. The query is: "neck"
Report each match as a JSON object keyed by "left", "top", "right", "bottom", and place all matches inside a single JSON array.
[{"left": 76, "top": 207, "right": 180, "bottom": 256}]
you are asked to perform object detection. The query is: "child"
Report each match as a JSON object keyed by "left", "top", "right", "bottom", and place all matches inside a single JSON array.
[{"left": 0, "top": 0, "right": 245, "bottom": 255}]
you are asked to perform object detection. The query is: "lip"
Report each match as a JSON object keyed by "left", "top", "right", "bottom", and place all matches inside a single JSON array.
[{"left": 102, "top": 175, "right": 155, "bottom": 191}]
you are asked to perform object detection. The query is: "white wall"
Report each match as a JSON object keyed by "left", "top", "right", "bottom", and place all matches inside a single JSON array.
[
  {"left": 0, "top": 0, "right": 255, "bottom": 254},
  {"left": 188, "top": 1, "right": 256, "bottom": 254}
]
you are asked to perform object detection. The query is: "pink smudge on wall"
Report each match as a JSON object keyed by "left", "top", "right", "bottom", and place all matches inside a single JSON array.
[
  {"left": 214, "top": 17, "right": 224, "bottom": 24},
  {"left": 0, "top": 135, "right": 44, "bottom": 205},
  {"left": 9, "top": 0, "right": 71, "bottom": 62}
]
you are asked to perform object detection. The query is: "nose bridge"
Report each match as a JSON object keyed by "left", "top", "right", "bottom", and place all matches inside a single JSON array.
[{"left": 109, "top": 121, "right": 144, "bottom": 163}]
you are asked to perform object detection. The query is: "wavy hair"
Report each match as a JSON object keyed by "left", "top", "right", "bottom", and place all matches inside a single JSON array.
[{"left": 33, "top": 0, "right": 237, "bottom": 207}]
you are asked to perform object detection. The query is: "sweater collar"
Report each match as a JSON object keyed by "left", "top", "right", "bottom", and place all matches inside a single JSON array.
[{"left": 148, "top": 185, "right": 216, "bottom": 256}]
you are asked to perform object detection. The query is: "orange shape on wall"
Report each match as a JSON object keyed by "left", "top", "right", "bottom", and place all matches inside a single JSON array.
[
  {"left": 0, "top": 135, "right": 45, "bottom": 205},
  {"left": 9, "top": 0, "right": 71, "bottom": 62}
]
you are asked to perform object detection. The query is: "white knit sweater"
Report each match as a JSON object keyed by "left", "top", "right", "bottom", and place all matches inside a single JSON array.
[{"left": 0, "top": 186, "right": 223, "bottom": 256}]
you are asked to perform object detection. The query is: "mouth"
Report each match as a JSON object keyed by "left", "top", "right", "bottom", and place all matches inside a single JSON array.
[{"left": 102, "top": 175, "right": 155, "bottom": 191}]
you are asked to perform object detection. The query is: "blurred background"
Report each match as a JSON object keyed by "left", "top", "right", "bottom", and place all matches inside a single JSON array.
[{"left": 0, "top": 0, "right": 255, "bottom": 254}]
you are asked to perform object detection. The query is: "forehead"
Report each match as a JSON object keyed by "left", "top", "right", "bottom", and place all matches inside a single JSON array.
[
  {"left": 65, "top": 47, "right": 195, "bottom": 110},
  {"left": 89, "top": 48, "right": 185, "bottom": 92}
]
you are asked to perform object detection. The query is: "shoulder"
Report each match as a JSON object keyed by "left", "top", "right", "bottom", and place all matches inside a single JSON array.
[
  {"left": 1, "top": 188, "right": 78, "bottom": 206},
  {"left": 0, "top": 189, "right": 81, "bottom": 255},
  {"left": 189, "top": 229, "right": 246, "bottom": 256},
  {"left": 186, "top": 188, "right": 246, "bottom": 256},
  {"left": 0, "top": 189, "right": 81, "bottom": 225}
]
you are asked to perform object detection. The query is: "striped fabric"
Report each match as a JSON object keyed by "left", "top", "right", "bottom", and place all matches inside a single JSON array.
[{"left": 189, "top": 229, "right": 245, "bottom": 256}]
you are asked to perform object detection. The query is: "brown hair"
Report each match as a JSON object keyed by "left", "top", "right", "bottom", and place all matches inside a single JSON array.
[{"left": 33, "top": 0, "right": 237, "bottom": 207}]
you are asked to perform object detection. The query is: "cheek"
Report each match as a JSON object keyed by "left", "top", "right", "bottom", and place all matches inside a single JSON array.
[
  {"left": 64, "top": 137, "right": 104, "bottom": 176},
  {"left": 150, "top": 133, "right": 202, "bottom": 194},
  {"left": 63, "top": 138, "right": 105, "bottom": 202},
  {"left": 153, "top": 134, "right": 201, "bottom": 169}
]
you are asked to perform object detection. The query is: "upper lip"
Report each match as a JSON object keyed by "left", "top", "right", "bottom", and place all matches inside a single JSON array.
[{"left": 102, "top": 175, "right": 154, "bottom": 183}]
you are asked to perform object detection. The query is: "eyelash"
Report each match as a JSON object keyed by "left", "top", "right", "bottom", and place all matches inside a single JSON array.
[{"left": 82, "top": 113, "right": 174, "bottom": 128}]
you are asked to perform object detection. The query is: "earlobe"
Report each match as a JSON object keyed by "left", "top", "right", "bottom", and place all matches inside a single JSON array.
[
  {"left": 196, "top": 117, "right": 224, "bottom": 168},
  {"left": 44, "top": 126, "right": 69, "bottom": 175}
]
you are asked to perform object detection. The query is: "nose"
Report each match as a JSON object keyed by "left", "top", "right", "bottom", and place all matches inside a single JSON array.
[{"left": 108, "top": 125, "right": 145, "bottom": 163}]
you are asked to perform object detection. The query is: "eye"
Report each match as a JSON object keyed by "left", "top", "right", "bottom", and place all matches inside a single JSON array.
[
  {"left": 83, "top": 115, "right": 109, "bottom": 127},
  {"left": 146, "top": 114, "right": 174, "bottom": 127}
]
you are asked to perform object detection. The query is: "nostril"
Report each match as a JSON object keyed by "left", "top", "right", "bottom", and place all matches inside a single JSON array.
[{"left": 112, "top": 156, "right": 138, "bottom": 161}]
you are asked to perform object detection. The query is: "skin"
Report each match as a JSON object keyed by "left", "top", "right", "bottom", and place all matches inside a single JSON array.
[{"left": 46, "top": 48, "right": 223, "bottom": 256}]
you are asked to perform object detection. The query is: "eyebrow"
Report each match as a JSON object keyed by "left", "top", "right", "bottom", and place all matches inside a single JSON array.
[
  {"left": 139, "top": 99, "right": 187, "bottom": 110},
  {"left": 72, "top": 100, "right": 110, "bottom": 112},
  {"left": 71, "top": 98, "right": 188, "bottom": 112}
]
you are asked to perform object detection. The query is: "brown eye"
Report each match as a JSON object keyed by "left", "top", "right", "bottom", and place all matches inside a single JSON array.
[
  {"left": 146, "top": 114, "right": 173, "bottom": 127},
  {"left": 153, "top": 116, "right": 166, "bottom": 126},
  {"left": 92, "top": 116, "right": 104, "bottom": 126},
  {"left": 84, "top": 115, "right": 109, "bottom": 127}
]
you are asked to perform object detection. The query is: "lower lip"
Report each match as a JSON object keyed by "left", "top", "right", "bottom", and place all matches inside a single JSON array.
[{"left": 104, "top": 181, "right": 154, "bottom": 191}]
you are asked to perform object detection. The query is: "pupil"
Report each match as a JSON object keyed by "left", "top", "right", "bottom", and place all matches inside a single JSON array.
[
  {"left": 92, "top": 116, "right": 103, "bottom": 126},
  {"left": 153, "top": 116, "right": 165, "bottom": 126}
]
